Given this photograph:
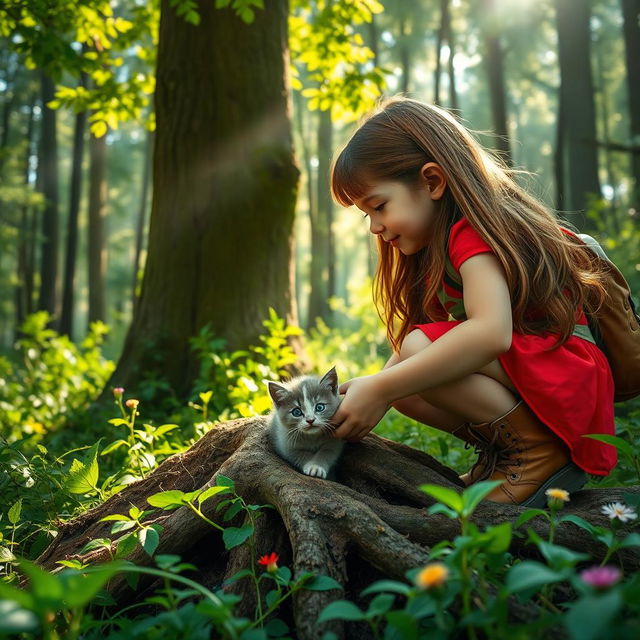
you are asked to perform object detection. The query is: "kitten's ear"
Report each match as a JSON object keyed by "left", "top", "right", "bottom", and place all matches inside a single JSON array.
[
  {"left": 267, "top": 381, "right": 289, "bottom": 407},
  {"left": 319, "top": 366, "right": 338, "bottom": 394}
]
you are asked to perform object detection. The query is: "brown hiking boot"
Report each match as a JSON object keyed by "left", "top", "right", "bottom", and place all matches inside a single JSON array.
[
  {"left": 453, "top": 422, "right": 496, "bottom": 487},
  {"left": 462, "top": 401, "right": 587, "bottom": 507}
]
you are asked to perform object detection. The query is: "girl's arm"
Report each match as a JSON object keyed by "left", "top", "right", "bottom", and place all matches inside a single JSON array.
[{"left": 332, "top": 253, "right": 512, "bottom": 441}]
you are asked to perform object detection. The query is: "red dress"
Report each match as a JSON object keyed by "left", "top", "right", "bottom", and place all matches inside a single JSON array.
[{"left": 413, "top": 217, "right": 616, "bottom": 476}]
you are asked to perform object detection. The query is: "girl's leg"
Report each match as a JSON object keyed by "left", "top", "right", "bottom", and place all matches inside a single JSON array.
[{"left": 396, "top": 329, "right": 519, "bottom": 423}]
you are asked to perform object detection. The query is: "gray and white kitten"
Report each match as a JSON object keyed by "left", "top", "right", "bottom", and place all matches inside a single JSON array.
[{"left": 267, "top": 366, "right": 344, "bottom": 479}]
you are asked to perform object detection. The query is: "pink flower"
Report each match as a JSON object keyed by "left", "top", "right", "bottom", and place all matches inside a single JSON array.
[
  {"left": 113, "top": 387, "right": 124, "bottom": 398},
  {"left": 580, "top": 566, "right": 622, "bottom": 590}
]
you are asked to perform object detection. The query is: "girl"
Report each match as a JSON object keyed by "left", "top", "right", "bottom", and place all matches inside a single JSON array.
[{"left": 328, "top": 96, "right": 616, "bottom": 508}]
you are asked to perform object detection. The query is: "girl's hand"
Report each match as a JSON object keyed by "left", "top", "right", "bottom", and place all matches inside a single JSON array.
[{"left": 330, "top": 375, "right": 391, "bottom": 442}]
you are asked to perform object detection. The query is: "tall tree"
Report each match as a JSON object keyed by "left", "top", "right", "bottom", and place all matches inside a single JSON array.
[
  {"left": 434, "top": 0, "right": 457, "bottom": 111},
  {"left": 87, "top": 116, "right": 107, "bottom": 326},
  {"left": 37, "top": 71, "right": 60, "bottom": 322},
  {"left": 60, "top": 70, "right": 88, "bottom": 337},
  {"left": 478, "top": 0, "right": 512, "bottom": 165},
  {"left": 621, "top": 0, "right": 640, "bottom": 206},
  {"left": 107, "top": 0, "right": 299, "bottom": 396},
  {"left": 555, "top": 0, "right": 601, "bottom": 224}
]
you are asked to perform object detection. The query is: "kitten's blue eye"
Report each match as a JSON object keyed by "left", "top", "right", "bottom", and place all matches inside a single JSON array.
[
  {"left": 291, "top": 408, "right": 303, "bottom": 418},
  {"left": 315, "top": 403, "right": 326, "bottom": 412}
]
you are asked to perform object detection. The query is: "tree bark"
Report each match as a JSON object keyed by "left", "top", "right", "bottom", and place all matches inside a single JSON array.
[
  {"left": 36, "top": 417, "right": 640, "bottom": 639},
  {"left": 480, "top": 0, "right": 512, "bottom": 165},
  {"left": 621, "top": 0, "right": 640, "bottom": 207},
  {"left": 87, "top": 122, "right": 107, "bottom": 326},
  {"left": 37, "top": 71, "right": 60, "bottom": 323},
  {"left": 60, "top": 71, "right": 88, "bottom": 337},
  {"left": 555, "top": 0, "right": 602, "bottom": 226},
  {"left": 307, "top": 107, "right": 333, "bottom": 327},
  {"left": 131, "top": 129, "right": 154, "bottom": 313},
  {"left": 105, "top": 0, "right": 300, "bottom": 399}
]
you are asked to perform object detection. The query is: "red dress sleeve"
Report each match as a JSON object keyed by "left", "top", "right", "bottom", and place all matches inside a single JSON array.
[{"left": 448, "top": 218, "right": 493, "bottom": 272}]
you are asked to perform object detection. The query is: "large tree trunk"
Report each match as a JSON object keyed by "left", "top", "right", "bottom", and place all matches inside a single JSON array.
[
  {"left": 555, "top": 0, "right": 601, "bottom": 227},
  {"left": 87, "top": 122, "right": 107, "bottom": 326},
  {"left": 36, "top": 417, "right": 640, "bottom": 639},
  {"left": 106, "top": 0, "right": 300, "bottom": 399},
  {"left": 60, "top": 72, "right": 88, "bottom": 337},
  {"left": 37, "top": 71, "right": 60, "bottom": 322},
  {"left": 621, "top": 0, "right": 640, "bottom": 207}
]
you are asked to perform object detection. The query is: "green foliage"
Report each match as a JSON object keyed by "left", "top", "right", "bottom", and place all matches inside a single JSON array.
[{"left": 0, "top": 311, "right": 114, "bottom": 441}]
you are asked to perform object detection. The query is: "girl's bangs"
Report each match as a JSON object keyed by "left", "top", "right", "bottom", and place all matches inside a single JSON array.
[{"left": 330, "top": 150, "right": 372, "bottom": 208}]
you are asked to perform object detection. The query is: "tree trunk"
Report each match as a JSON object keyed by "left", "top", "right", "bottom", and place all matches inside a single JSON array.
[
  {"left": 36, "top": 417, "right": 640, "bottom": 639},
  {"left": 480, "top": 0, "right": 512, "bottom": 165},
  {"left": 621, "top": 0, "right": 640, "bottom": 207},
  {"left": 131, "top": 129, "right": 154, "bottom": 313},
  {"left": 37, "top": 71, "right": 60, "bottom": 323},
  {"left": 60, "top": 72, "right": 88, "bottom": 337},
  {"left": 399, "top": 15, "right": 411, "bottom": 95},
  {"left": 308, "top": 107, "right": 333, "bottom": 328},
  {"left": 15, "top": 92, "right": 37, "bottom": 332},
  {"left": 555, "top": 0, "right": 601, "bottom": 226},
  {"left": 105, "top": 0, "right": 300, "bottom": 399},
  {"left": 87, "top": 122, "right": 107, "bottom": 326}
]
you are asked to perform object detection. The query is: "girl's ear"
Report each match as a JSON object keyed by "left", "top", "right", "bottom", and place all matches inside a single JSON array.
[{"left": 419, "top": 162, "right": 447, "bottom": 200}]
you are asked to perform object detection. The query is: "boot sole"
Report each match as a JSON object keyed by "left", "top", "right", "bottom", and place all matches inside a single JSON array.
[{"left": 519, "top": 463, "right": 587, "bottom": 509}]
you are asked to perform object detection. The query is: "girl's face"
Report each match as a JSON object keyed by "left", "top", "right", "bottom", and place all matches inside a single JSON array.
[{"left": 354, "top": 178, "right": 439, "bottom": 256}]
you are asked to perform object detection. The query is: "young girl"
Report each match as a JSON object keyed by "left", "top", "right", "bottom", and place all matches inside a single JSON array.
[{"left": 328, "top": 96, "right": 616, "bottom": 508}]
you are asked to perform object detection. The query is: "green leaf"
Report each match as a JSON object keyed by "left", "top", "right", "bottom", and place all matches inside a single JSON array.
[
  {"left": 303, "top": 575, "right": 343, "bottom": 591},
  {"left": 154, "top": 424, "right": 180, "bottom": 437},
  {"left": 197, "top": 485, "right": 231, "bottom": 505},
  {"left": 265, "top": 589, "right": 280, "bottom": 609},
  {"left": 582, "top": 434, "right": 634, "bottom": 457},
  {"left": 478, "top": 522, "right": 512, "bottom": 554},
  {"left": 427, "top": 503, "right": 458, "bottom": 519},
  {"left": 16, "top": 560, "right": 63, "bottom": 606},
  {"left": 222, "top": 524, "right": 254, "bottom": 550},
  {"left": 0, "top": 546, "right": 17, "bottom": 562},
  {"left": 557, "top": 514, "right": 597, "bottom": 536},
  {"left": 79, "top": 538, "right": 112, "bottom": 554},
  {"left": 223, "top": 569, "right": 253, "bottom": 586},
  {"left": 99, "top": 514, "right": 132, "bottom": 522},
  {"left": 418, "top": 484, "right": 463, "bottom": 513},
  {"left": 100, "top": 439, "right": 128, "bottom": 455},
  {"left": 317, "top": 600, "right": 366, "bottom": 623},
  {"left": 506, "top": 561, "right": 567, "bottom": 595},
  {"left": 147, "top": 490, "right": 187, "bottom": 509},
  {"left": 264, "top": 618, "right": 288, "bottom": 636},
  {"left": 129, "top": 506, "right": 142, "bottom": 520},
  {"left": 0, "top": 601, "right": 39, "bottom": 634},
  {"left": 223, "top": 500, "right": 244, "bottom": 522},
  {"left": 361, "top": 579, "right": 410, "bottom": 597},
  {"left": 366, "top": 593, "right": 395, "bottom": 617},
  {"left": 619, "top": 532, "right": 640, "bottom": 549},
  {"left": 108, "top": 419, "right": 129, "bottom": 427},
  {"left": 138, "top": 527, "right": 160, "bottom": 557},
  {"left": 66, "top": 441, "right": 101, "bottom": 494},
  {"left": 565, "top": 590, "right": 622, "bottom": 640},
  {"left": 8, "top": 499, "right": 22, "bottom": 525},
  {"left": 385, "top": 610, "right": 418, "bottom": 640},
  {"left": 59, "top": 563, "right": 122, "bottom": 607},
  {"left": 115, "top": 532, "right": 138, "bottom": 559},
  {"left": 461, "top": 480, "right": 503, "bottom": 517},
  {"left": 216, "top": 474, "right": 235, "bottom": 488},
  {"left": 514, "top": 508, "right": 549, "bottom": 529},
  {"left": 537, "top": 541, "right": 590, "bottom": 569}
]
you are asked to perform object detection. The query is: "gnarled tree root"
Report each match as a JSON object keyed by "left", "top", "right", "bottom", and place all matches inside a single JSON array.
[{"left": 36, "top": 417, "right": 640, "bottom": 639}]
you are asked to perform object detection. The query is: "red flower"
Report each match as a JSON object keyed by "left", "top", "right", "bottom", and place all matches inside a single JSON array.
[{"left": 258, "top": 552, "right": 279, "bottom": 572}]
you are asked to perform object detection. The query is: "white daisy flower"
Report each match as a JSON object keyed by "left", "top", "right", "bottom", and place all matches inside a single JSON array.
[{"left": 601, "top": 502, "right": 638, "bottom": 523}]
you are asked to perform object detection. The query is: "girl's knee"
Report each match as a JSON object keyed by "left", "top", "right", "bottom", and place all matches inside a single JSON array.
[{"left": 399, "top": 329, "right": 432, "bottom": 361}]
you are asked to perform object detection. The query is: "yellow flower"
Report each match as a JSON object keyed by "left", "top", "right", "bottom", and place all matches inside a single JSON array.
[
  {"left": 125, "top": 399, "right": 139, "bottom": 409},
  {"left": 545, "top": 488, "right": 570, "bottom": 502},
  {"left": 415, "top": 563, "right": 449, "bottom": 589}
]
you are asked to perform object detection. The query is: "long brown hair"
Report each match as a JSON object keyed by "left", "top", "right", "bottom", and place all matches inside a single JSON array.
[{"left": 330, "top": 97, "right": 607, "bottom": 353}]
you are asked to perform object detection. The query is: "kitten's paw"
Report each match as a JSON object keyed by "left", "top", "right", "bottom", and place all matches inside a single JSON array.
[{"left": 303, "top": 463, "right": 328, "bottom": 478}]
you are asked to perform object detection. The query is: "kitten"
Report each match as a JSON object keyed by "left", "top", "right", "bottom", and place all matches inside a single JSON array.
[{"left": 267, "top": 366, "right": 344, "bottom": 479}]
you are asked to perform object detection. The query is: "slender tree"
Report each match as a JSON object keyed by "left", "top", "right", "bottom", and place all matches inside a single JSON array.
[
  {"left": 555, "top": 0, "right": 602, "bottom": 224},
  {"left": 621, "top": 0, "right": 640, "bottom": 206},
  {"left": 60, "top": 70, "right": 88, "bottom": 337}
]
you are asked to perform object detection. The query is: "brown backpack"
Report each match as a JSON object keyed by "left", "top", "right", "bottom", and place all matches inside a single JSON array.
[{"left": 577, "top": 234, "right": 640, "bottom": 402}]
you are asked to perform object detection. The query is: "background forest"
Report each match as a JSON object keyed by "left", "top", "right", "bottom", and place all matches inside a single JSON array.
[{"left": 1, "top": 1, "right": 640, "bottom": 639}]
